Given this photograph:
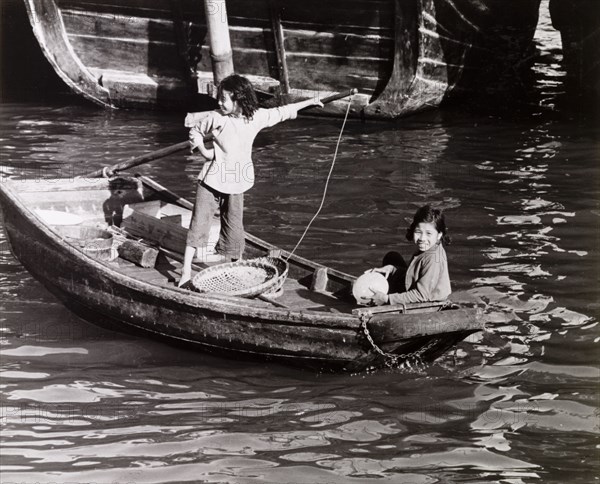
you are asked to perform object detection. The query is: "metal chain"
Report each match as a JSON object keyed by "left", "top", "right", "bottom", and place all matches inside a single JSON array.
[{"left": 359, "top": 315, "right": 440, "bottom": 370}]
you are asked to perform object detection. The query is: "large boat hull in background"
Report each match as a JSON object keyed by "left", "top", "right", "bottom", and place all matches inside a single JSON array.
[{"left": 22, "top": 0, "right": 551, "bottom": 118}]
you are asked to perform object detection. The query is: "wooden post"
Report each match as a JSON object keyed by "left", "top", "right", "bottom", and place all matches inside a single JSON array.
[
  {"left": 269, "top": 0, "right": 290, "bottom": 95},
  {"left": 204, "top": 0, "right": 235, "bottom": 85},
  {"left": 310, "top": 267, "right": 329, "bottom": 293}
]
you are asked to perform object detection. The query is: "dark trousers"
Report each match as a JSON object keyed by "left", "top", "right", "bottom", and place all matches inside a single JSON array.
[
  {"left": 382, "top": 251, "right": 408, "bottom": 293},
  {"left": 186, "top": 181, "right": 245, "bottom": 259}
]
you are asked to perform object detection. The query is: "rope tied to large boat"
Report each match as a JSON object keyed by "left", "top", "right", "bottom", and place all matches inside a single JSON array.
[{"left": 285, "top": 94, "right": 354, "bottom": 262}]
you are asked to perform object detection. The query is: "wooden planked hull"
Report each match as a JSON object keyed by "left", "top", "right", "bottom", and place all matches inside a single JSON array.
[
  {"left": 549, "top": 0, "right": 600, "bottom": 102},
  {"left": 0, "top": 177, "right": 483, "bottom": 371},
  {"left": 23, "top": 0, "right": 543, "bottom": 118}
]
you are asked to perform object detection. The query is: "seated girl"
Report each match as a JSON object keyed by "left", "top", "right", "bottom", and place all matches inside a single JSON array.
[{"left": 369, "top": 205, "right": 452, "bottom": 306}]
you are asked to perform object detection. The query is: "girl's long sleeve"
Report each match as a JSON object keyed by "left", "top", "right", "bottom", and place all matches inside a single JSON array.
[
  {"left": 188, "top": 113, "right": 218, "bottom": 149},
  {"left": 388, "top": 245, "right": 451, "bottom": 304}
]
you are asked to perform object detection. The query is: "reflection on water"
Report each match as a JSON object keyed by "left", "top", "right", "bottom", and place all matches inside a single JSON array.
[{"left": 1, "top": 5, "right": 599, "bottom": 484}]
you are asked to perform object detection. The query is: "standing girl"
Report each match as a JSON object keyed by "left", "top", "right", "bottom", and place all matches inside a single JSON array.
[
  {"left": 369, "top": 205, "right": 452, "bottom": 305},
  {"left": 179, "top": 74, "right": 322, "bottom": 286}
]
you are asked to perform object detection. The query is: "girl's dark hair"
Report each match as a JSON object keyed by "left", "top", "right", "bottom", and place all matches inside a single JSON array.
[
  {"left": 405, "top": 205, "right": 451, "bottom": 245},
  {"left": 217, "top": 74, "right": 259, "bottom": 119}
]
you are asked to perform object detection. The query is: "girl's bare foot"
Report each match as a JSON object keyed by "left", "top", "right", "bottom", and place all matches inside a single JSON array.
[{"left": 178, "top": 271, "right": 191, "bottom": 287}]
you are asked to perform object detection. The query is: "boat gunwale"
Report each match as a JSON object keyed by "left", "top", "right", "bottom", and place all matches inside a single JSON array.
[{"left": 10, "top": 175, "right": 361, "bottom": 287}]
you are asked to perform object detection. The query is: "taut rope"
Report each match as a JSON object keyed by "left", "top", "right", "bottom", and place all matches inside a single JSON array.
[{"left": 285, "top": 95, "right": 354, "bottom": 262}]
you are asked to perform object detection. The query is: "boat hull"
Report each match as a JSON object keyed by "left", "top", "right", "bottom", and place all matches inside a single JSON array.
[
  {"left": 0, "top": 178, "right": 483, "bottom": 371},
  {"left": 549, "top": 0, "right": 600, "bottom": 103}
]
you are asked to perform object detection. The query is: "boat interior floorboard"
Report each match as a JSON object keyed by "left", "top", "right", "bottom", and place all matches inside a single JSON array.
[
  {"left": 111, "top": 253, "right": 190, "bottom": 287},
  {"left": 108, "top": 253, "right": 354, "bottom": 313}
]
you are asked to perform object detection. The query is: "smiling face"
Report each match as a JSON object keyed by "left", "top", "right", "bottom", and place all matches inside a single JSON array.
[
  {"left": 218, "top": 89, "right": 240, "bottom": 116},
  {"left": 412, "top": 222, "right": 442, "bottom": 252}
]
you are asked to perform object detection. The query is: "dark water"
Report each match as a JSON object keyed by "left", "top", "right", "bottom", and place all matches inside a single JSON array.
[{"left": 1, "top": 6, "right": 599, "bottom": 484}]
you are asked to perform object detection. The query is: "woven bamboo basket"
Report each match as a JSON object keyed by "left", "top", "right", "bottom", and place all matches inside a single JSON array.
[
  {"left": 191, "top": 258, "right": 281, "bottom": 297},
  {"left": 255, "top": 257, "right": 289, "bottom": 298}
]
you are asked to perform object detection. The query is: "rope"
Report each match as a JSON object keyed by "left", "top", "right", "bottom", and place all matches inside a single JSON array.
[{"left": 285, "top": 96, "right": 353, "bottom": 261}]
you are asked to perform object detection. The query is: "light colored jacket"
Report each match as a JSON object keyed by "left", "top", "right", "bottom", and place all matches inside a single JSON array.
[
  {"left": 389, "top": 243, "right": 451, "bottom": 304},
  {"left": 185, "top": 106, "right": 297, "bottom": 194}
]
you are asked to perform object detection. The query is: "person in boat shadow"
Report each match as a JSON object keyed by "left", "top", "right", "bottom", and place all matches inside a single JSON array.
[
  {"left": 367, "top": 205, "right": 452, "bottom": 305},
  {"left": 103, "top": 177, "right": 144, "bottom": 226},
  {"left": 178, "top": 74, "right": 323, "bottom": 287}
]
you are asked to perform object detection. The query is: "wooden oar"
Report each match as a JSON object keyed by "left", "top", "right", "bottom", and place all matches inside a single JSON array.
[
  {"left": 138, "top": 175, "right": 193, "bottom": 210},
  {"left": 314, "top": 89, "right": 358, "bottom": 105},
  {"left": 86, "top": 88, "right": 357, "bottom": 178},
  {"left": 86, "top": 140, "right": 191, "bottom": 178}
]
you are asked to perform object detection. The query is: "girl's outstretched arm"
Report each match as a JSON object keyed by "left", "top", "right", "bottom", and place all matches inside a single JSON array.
[
  {"left": 257, "top": 98, "right": 323, "bottom": 129},
  {"left": 288, "top": 98, "right": 324, "bottom": 113}
]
